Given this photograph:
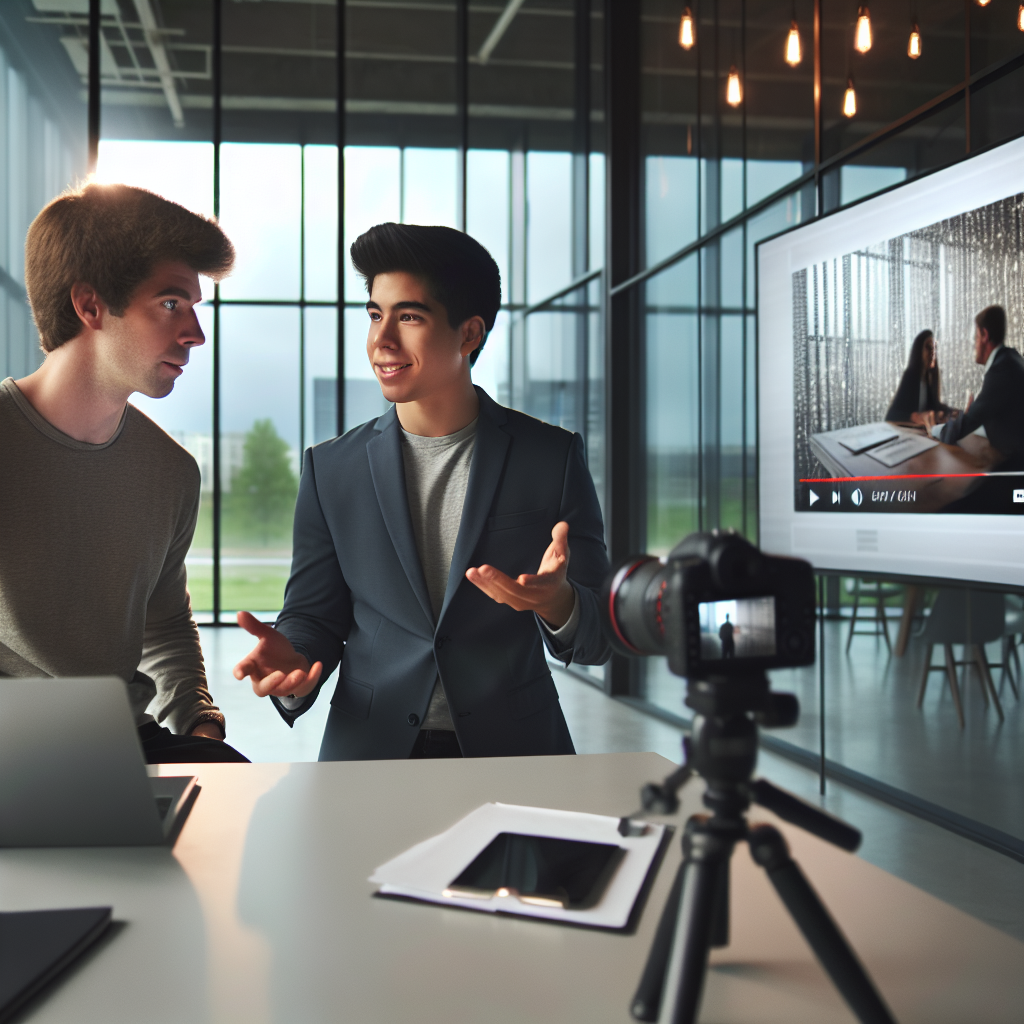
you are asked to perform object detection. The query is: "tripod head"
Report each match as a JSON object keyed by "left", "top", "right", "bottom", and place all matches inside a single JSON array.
[{"left": 624, "top": 672, "right": 860, "bottom": 854}]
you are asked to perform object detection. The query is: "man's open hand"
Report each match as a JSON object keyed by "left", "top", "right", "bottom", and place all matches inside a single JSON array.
[
  {"left": 465, "top": 521, "right": 575, "bottom": 628},
  {"left": 233, "top": 611, "right": 323, "bottom": 700}
]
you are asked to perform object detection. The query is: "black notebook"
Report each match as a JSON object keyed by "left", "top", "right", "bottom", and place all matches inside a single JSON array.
[{"left": 0, "top": 908, "right": 112, "bottom": 1023}]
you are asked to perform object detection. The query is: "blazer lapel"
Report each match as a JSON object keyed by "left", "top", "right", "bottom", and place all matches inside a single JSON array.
[
  {"left": 439, "top": 389, "right": 511, "bottom": 624},
  {"left": 366, "top": 410, "right": 435, "bottom": 628}
]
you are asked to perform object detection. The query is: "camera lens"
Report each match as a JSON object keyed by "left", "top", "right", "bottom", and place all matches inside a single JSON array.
[{"left": 602, "top": 556, "right": 670, "bottom": 656}]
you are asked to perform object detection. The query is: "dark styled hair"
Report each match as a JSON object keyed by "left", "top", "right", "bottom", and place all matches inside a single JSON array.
[
  {"left": 975, "top": 305, "right": 1006, "bottom": 347},
  {"left": 25, "top": 182, "right": 234, "bottom": 352},
  {"left": 350, "top": 222, "right": 501, "bottom": 365},
  {"left": 907, "top": 328, "right": 940, "bottom": 398}
]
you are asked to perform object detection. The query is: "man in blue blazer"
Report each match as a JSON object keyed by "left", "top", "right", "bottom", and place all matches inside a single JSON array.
[{"left": 233, "top": 224, "right": 610, "bottom": 759}]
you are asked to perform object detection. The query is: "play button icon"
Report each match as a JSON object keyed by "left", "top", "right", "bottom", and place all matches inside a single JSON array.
[{"left": 809, "top": 490, "right": 819, "bottom": 506}]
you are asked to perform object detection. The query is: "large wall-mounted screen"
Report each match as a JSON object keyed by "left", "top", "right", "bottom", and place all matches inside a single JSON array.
[{"left": 758, "top": 137, "right": 1024, "bottom": 587}]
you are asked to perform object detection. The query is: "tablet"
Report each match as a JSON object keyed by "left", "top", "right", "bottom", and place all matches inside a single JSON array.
[{"left": 446, "top": 832, "right": 625, "bottom": 910}]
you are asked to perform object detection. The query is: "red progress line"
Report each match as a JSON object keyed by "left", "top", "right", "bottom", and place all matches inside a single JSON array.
[{"left": 799, "top": 473, "right": 988, "bottom": 482}]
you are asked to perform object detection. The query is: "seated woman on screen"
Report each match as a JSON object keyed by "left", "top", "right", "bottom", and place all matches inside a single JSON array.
[{"left": 885, "top": 329, "right": 953, "bottom": 426}]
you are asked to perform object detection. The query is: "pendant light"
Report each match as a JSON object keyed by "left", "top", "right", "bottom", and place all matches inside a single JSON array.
[
  {"left": 1018, "top": 4, "right": 1024, "bottom": 30},
  {"left": 726, "top": 65, "right": 742, "bottom": 107},
  {"left": 679, "top": 7, "right": 695, "bottom": 49},
  {"left": 854, "top": 6, "right": 873, "bottom": 53},
  {"left": 907, "top": 21, "right": 922, "bottom": 58},
  {"left": 843, "top": 79, "right": 857, "bottom": 117},
  {"left": 974, "top": 0, "right": 991, "bottom": 6},
  {"left": 785, "top": 19, "right": 803, "bottom": 66}
]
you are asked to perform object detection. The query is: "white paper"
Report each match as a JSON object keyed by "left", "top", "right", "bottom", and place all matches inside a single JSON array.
[
  {"left": 834, "top": 423, "right": 899, "bottom": 454},
  {"left": 867, "top": 433, "right": 939, "bottom": 467},
  {"left": 369, "top": 802, "right": 667, "bottom": 930}
]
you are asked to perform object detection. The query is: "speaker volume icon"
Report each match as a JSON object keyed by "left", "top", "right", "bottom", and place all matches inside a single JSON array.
[{"left": 851, "top": 488, "right": 863, "bottom": 506}]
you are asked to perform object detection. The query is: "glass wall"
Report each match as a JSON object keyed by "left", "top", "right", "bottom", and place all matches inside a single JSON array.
[
  {"left": 627, "top": 0, "right": 1024, "bottom": 858},
  {"left": 0, "top": 5, "right": 86, "bottom": 383},
  {"left": 89, "top": 0, "right": 338, "bottom": 619},
  {"left": 67, "top": 0, "right": 605, "bottom": 623}
]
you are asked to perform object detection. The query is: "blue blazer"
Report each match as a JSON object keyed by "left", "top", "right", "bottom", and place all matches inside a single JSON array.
[{"left": 272, "top": 387, "right": 611, "bottom": 760}]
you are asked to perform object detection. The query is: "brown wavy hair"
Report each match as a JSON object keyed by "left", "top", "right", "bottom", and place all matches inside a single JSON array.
[{"left": 25, "top": 182, "right": 234, "bottom": 352}]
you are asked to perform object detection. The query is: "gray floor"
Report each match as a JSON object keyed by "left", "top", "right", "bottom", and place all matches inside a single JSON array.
[
  {"left": 646, "top": 615, "right": 1024, "bottom": 843},
  {"left": 199, "top": 626, "right": 1024, "bottom": 942}
]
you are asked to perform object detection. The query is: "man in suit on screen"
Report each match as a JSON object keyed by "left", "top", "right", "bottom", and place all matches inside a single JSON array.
[
  {"left": 940, "top": 305, "right": 1024, "bottom": 461},
  {"left": 232, "top": 223, "right": 611, "bottom": 759},
  {"left": 938, "top": 305, "right": 1024, "bottom": 513}
]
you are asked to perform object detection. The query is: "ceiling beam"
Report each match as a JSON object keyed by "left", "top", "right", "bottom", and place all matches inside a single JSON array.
[
  {"left": 477, "top": 0, "right": 526, "bottom": 65},
  {"left": 132, "top": 0, "right": 185, "bottom": 127}
]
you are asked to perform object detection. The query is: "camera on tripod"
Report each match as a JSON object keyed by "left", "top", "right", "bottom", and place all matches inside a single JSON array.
[{"left": 600, "top": 532, "right": 896, "bottom": 1024}]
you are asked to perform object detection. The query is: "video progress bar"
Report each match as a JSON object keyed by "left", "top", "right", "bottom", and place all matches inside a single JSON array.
[{"left": 800, "top": 471, "right": 1024, "bottom": 482}]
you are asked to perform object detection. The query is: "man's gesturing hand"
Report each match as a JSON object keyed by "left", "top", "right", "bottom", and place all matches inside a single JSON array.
[
  {"left": 465, "top": 520, "right": 575, "bottom": 628},
  {"left": 233, "top": 611, "right": 323, "bottom": 700}
]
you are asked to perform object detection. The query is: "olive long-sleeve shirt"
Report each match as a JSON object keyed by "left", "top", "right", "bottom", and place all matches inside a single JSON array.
[{"left": 0, "top": 377, "right": 223, "bottom": 735}]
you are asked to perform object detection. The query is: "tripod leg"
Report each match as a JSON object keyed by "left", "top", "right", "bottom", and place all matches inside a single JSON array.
[
  {"left": 655, "top": 821, "right": 734, "bottom": 1024},
  {"left": 710, "top": 860, "right": 729, "bottom": 948},
  {"left": 631, "top": 859, "right": 685, "bottom": 1022},
  {"left": 748, "top": 825, "right": 896, "bottom": 1024}
]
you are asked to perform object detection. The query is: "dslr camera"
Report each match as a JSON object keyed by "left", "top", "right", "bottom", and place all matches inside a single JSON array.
[{"left": 602, "top": 530, "right": 816, "bottom": 680}]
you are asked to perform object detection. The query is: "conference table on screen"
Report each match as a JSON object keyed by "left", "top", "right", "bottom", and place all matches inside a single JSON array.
[
  {"left": 809, "top": 422, "right": 1000, "bottom": 514},
  {"left": 810, "top": 422, "right": 1002, "bottom": 656},
  {"left": 2, "top": 752, "right": 1022, "bottom": 1023}
]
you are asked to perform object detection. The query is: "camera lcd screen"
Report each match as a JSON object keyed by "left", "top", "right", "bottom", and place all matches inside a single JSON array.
[
  {"left": 698, "top": 597, "right": 777, "bottom": 661},
  {"left": 448, "top": 833, "right": 624, "bottom": 910}
]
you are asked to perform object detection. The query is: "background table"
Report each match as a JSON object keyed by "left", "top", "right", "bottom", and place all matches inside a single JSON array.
[{"left": 2, "top": 753, "right": 1022, "bottom": 1023}]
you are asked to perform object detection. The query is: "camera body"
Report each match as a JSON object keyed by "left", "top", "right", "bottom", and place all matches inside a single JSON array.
[{"left": 603, "top": 530, "right": 816, "bottom": 679}]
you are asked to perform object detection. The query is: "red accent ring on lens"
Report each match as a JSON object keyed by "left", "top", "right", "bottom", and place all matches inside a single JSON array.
[{"left": 607, "top": 557, "right": 658, "bottom": 655}]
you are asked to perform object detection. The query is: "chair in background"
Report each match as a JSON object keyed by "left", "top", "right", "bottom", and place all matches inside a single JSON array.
[
  {"left": 1000, "top": 594, "right": 1022, "bottom": 701},
  {"left": 916, "top": 588, "right": 1006, "bottom": 728},
  {"left": 845, "top": 578, "right": 903, "bottom": 654}
]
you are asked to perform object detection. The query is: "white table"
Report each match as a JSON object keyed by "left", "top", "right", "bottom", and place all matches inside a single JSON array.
[{"left": 2, "top": 753, "right": 1022, "bottom": 1023}]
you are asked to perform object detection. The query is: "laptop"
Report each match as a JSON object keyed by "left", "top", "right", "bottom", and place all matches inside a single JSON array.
[{"left": 0, "top": 677, "right": 199, "bottom": 848}]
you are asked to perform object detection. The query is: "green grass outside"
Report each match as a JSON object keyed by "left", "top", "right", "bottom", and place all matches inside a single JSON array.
[
  {"left": 192, "top": 495, "right": 294, "bottom": 552},
  {"left": 187, "top": 494, "right": 293, "bottom": 614},
  {"left": 186, "top": 564, "right": 290, "bottom": 614},
  {"left": 648, "top": 496, "right": 754, "bottom": 555}
]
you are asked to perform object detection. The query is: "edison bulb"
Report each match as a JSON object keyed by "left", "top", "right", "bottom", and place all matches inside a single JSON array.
[
  {"left": 908, "top": 23, "right": 922, "bottom": 59},
  {"left": 679, "top": 7, "right": 695, "bottom": 49},
  {"left": 726, "top": 66, "right": 742, "bottom": 107},
  {"left": 843, "top": 80, "right": 857, "bottom": 117},
  {"left": 854, "top": 6, "right": 872, "bottom": 53},
  {"left": 785, "top": 20, "right": 802, "bottom": 66},
  {"left": 1018, "top": 4, "right": 1024, "bottom": 30}
]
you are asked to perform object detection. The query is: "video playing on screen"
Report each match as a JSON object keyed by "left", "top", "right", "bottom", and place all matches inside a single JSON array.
[
  {"left": 758, "top": 135, "right": 1024, "bottom": 586},
  {"left": 698, "top": 597, "right": 777, "bottom": 661},
  {"left": 792, "top": 192, "right": 1024, "bottom": 517}
]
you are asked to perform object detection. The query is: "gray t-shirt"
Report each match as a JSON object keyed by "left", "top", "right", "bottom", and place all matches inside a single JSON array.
[
  {"left": 401, "top": 419, "right": 478, "bottom": 729},
  {"left": 400, "top": 417, "right": 580, "bottom": 732}
]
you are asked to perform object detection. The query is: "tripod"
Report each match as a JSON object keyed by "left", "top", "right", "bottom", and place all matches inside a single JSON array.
[{"left": 623, "top": 674, "right": 896, "bottom": 1024}]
